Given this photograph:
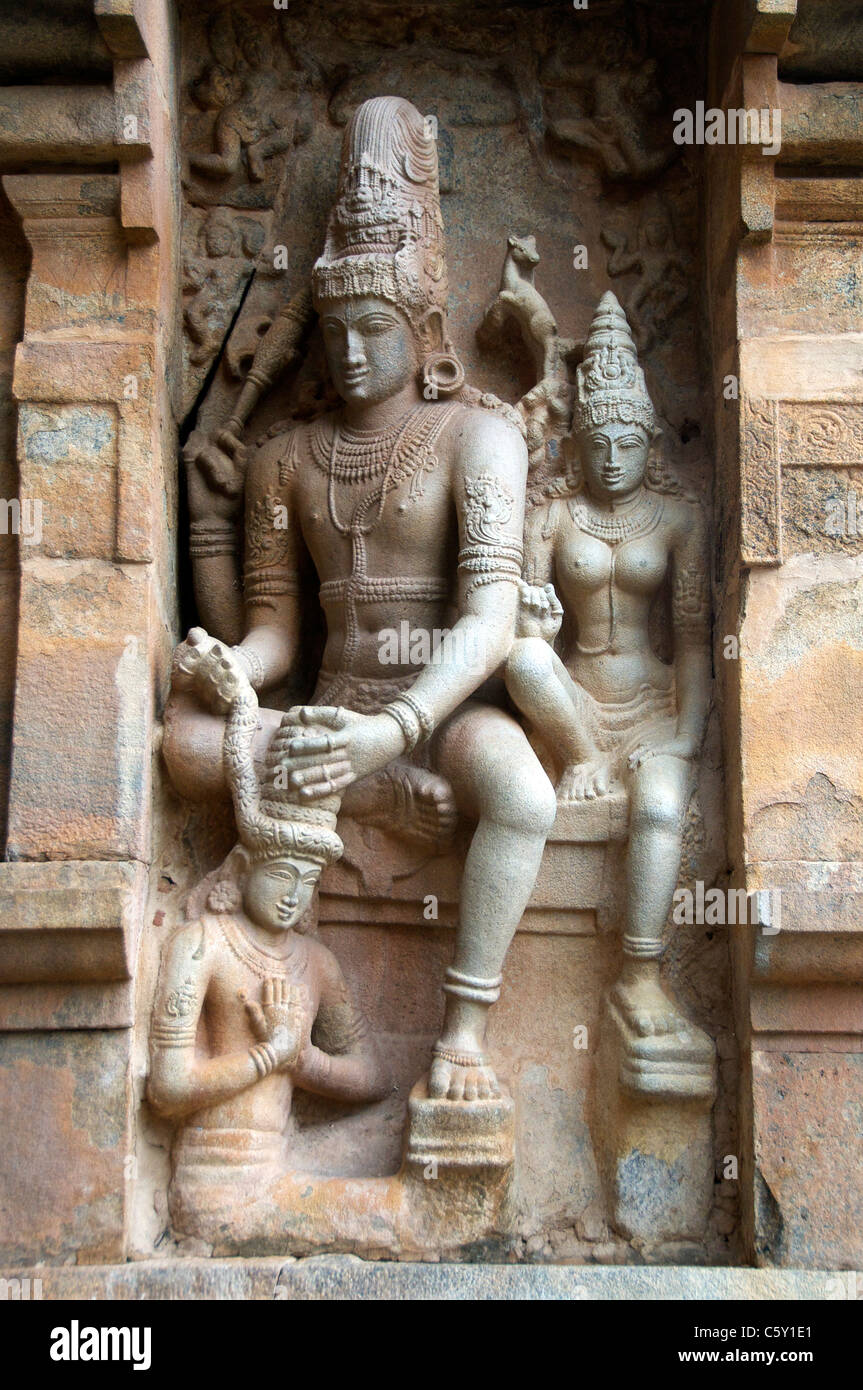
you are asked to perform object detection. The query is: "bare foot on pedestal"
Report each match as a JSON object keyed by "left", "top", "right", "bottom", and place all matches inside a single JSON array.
[
  {"left": 610, "top": 971, "right": 693, "bottom": 1040},
  {"left": 429, "top": 1044, "right": 501, "bottom": 1102}
]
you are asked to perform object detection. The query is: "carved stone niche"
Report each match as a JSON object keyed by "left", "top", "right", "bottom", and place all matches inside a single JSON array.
[
  {"left": 136, "top": 0, "right": 729, "bottom": 1267},
  {"left": 2, "top": 0, "right": 863, "bottom": 1299}
]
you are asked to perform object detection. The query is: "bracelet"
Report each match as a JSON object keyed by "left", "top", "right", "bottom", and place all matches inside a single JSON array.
[
  {"left": 231, "top": 645, "right": 265, "bottom": 689},
  {"left": 381, "top": 700, "right": 421, "bottom": 753},
  {"left": 397, "top": 692, "right": 435, "bottom": 741},
  {"left": 382, "top": 693, "right": 435, "bottom": 752},
  {"left": 249, "top": 1041, "right": 278, "bottom": 1078},
  {"left": 190, "top": 519, "right": 237, "bottom": 559}
]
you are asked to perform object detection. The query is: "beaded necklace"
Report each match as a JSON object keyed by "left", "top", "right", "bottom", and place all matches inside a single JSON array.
[
  {"left": 315, "top": 404, "right": 457, "bottom": 677},
  {"left": 569, "top": 486, "right": 662, "bottom": 544},
  {"left": 326, "top": 406, "right": 425, "bottom": 537}
]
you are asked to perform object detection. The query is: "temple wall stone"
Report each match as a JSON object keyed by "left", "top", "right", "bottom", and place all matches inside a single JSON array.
[
  {"left": 708, "top": 0, "right": 863, "bottom": 1270},
  {"left": 0, "top": 0, "right": 181, "bottom": 1265}
]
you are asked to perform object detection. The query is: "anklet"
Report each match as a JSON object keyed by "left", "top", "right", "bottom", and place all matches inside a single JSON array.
[
  {"left": 623, "top": 934, "right": 664, "bottom": 960},
  {"left": 433, "top": 1045, "right": 488, "bottom": 1069}
]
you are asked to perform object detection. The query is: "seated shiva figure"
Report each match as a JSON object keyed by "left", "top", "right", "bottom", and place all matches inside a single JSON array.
[
  {"left": 148, "top": 632, "right": 390, "bottom": 1184},
  {"left": 506, "top": 292, "right": 711, "bottom": 1045},
  {"left": 168, "top": 95, "right": 558, "bottom": 1103}
]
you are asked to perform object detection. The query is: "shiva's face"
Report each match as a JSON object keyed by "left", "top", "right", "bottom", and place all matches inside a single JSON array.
[
  {"left": 242, "top": 856, "right": 320, "bottom": 933},
  {"left": 579, "top": 421, "right": 651, "bottom": 502},
  {"left": 319, "top": 296, "right": 419, "bottom": 405}
]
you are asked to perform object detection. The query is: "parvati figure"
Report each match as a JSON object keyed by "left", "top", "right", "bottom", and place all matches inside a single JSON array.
[{"left": 506, "top": 292, "right": 712, "bottom": 1056}]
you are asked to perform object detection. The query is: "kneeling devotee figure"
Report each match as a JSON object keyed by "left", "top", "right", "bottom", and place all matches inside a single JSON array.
[
  {"left": 169, "top": 95, "right": 558, "bottom": 1101},
  {"left": 148, "top": 632, "right": 391, "bottom": 1177}
]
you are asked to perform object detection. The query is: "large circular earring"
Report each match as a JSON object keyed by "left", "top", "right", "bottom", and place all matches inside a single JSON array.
[{"left": 420, "top": 351, "right": 465, "bottom": 400}]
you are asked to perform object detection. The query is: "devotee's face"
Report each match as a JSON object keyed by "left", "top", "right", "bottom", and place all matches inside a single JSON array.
[{"left": 243, "top": 856, "right": 320, "bottom": 932}]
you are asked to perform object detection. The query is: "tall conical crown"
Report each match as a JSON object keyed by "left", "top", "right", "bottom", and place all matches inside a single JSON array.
[
  {"left": 575, "top": 292, "right": 656, "bottom": 435},
  {"left": 312, "top": 96, "right": 449, "bottom": 335}
]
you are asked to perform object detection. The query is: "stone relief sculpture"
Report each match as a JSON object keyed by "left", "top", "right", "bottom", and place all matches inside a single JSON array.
[
  {"left": 9, "top": 0, "right": 863, "bottom": 1302},
  {"left": 164, "top": 95, "right": 558, "bottom": 1118},
  {"left": 183, "top": 209, "right": 267, "bottom": 368},
  {"left": 149, "top": 630, "right": 390, "bottom": 1192},
  {"left": 601, "top": 196, "right": 689, "bottom": 353},
  {"left": 505, "top": 290, "right": 715, "bottom": 1100},
  {"left": 478, "top": 265, "right": 718, "bottom": 1241},
  {"left": 183, "top": 285, "right": 315, "bottom": 506},
  {"left": 480, "top": 234, "right": 563, "bottom": 382},
  {"left": 155, "top": 84, "right": 718, "bottom": 1253},
  {"left": 478, "top": 235, "right": 574, "bottom": 474},
  {"left": 188, "top": 9, "right": 309, "bottom": 192},
  {"left": 542, "top": 29, "right": 677, "bottom": 183}
]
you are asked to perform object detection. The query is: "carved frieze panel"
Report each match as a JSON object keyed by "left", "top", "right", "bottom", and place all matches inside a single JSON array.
[{"left": 741, "top": 397, "right": 863, "bottom": 564}]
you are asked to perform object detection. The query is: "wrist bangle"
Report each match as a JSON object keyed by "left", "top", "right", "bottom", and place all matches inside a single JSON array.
[
  {"left": 381, "top": 700, "right": 420, "bottom": 752},
  {"left": 397, "top": 692, "right": 434, "bottom": 741},
  {"left": 382, "top": 693, "right": 435, "bottom": 753}
]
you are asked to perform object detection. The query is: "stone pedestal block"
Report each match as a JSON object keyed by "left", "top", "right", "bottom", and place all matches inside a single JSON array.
[
  {"left": 595, "top": 996, "right": 716, "bottom": 1245},
  {"left": 405, "top": 1079, "right": 515, "bottom": 1173},
  {"left": 402, "top": 1080, "right": 516, "bottom": 1253}
]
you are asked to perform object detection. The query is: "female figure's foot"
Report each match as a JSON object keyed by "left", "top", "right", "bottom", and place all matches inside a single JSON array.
[
  {"left": 611, "top": 976, "right": 688, "bottom": 1038},
  {"left": 609, "top": 960, "right": 715, "bottom": 1100},
  {"left": 557, "top": 757, "right": 612, "bottom": 802},
  {"left": 610, "top": 961, "right": 692, "bottom": 1039}
]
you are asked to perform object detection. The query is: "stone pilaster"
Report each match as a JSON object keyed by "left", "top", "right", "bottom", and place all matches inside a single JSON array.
[
  {"left": 0, "top": 0, "right": 180, "bottom": 1264},
  {"left": 709, "top": 0, "right": 863, "bottom": 1268}
]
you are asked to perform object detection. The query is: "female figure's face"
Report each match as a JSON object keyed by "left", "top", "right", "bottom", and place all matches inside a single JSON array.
[
  {"left": 243, "top": 856, "right": 320, "bottom": 932},
  {"left": 319, "top": 296, "right": 419, "bottom": 406},
  {"left": 579, "top": 421, "right": 651, "bottom": 502}
]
